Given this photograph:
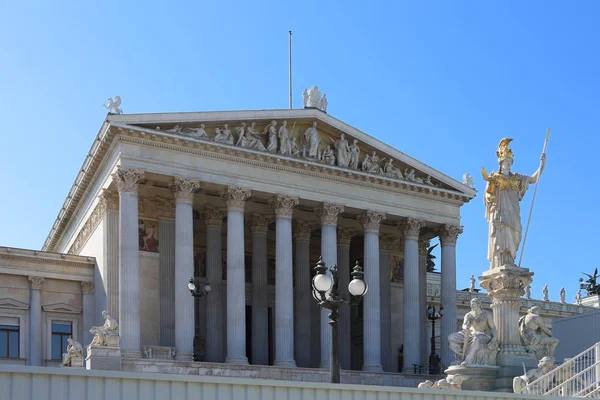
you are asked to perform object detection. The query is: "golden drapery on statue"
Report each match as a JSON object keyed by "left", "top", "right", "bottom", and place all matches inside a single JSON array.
[{"left": 482, "top": 138, "right": 545, "bottom": 269}]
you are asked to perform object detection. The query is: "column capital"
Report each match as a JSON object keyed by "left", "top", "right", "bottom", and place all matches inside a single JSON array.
[
  {"left": 204, "top": 206, "right": 225, "bottom": 228},
  {"left": 293, "top": 220, "right": 313, "bottom": 242},
  {"left": 337, "top": 227, "right": 356, "bottom": 246},
  {"left": 269, "top": 195, "right": 299, "bottom": 219},
  {"left": 439, "top": 225, "right": 464, "bottom": 246},
  {"left": 222, "top": 186, "right": 251, "bottom": 211},
  {"left": 358, "top": 210, "right": 387, "bottom": 233},
  {"left": 171, "top": 177, "right": 200, "bottom": 204},
  {"left": 98, "top": 189, "right": 119, "bottom": 212},
  {"left": 418, "top": 239, "right": 431, "bottom": 256},
  {"left": 380, "top": 234, "right": 399, "bottom": 252},
  {"left": 314, "top": 203, "right": 344, "bottom": 226},
  {"left": 112, "top": 167, "right": 145, "bottom": 194},
  {"left": 28, "top": 276, "right": 45, "bottom": 290},
  {"left": 81, "top": 281, "right": 95, "bottom": 295},
  {"left": 398, "top": 218, "right": 426, "bottom": 239},
  {"left": 251, "top": 213, "right": 273, "bottom": 234}
]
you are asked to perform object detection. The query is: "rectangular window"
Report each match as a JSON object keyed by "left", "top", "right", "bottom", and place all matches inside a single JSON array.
[
  {"left": 0, "top": 324, "right": 19, "bottom": 358},
  {"left": 51, "top": 321, "right": 72, "bottom": 360}
]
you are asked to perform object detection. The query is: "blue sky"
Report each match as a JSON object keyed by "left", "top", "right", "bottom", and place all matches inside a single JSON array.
[{"left": 1, "top": 1, "right": 598, "bottom": 302}]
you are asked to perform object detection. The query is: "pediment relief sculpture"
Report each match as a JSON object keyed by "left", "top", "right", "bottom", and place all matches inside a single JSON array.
[{"left": 134, "top": 120, "right": 445, "bottom": 189}]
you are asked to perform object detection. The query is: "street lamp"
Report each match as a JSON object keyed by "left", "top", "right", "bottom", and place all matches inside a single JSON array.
[
  {"left": 426, "top": 304, "right": 444, "bottom": 375},
  {"left": 312, "top": 257, "right": 367, "bottom": 383},
  {"left": 188, "top": 277, "right": 211, "bottom": 361}
]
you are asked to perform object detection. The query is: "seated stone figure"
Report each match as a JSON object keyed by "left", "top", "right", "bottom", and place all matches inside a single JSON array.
[
  {"left": 448, "top": 297, "right": 499, "bottom": 366},
  {"left": 433, "top": 374, "right": 469, "bottom": 390},
  {"left": 89, "top": 310, "right": 119, "bottom": 347},
  {"left": 513, "top": 356, "right": 555, "bottom": 393},
  {"left": 61, "top": 337, "right": 83, "bottom": 366},
  {"left": 519, "top": 306, "right": 559, "bottom": 360}
]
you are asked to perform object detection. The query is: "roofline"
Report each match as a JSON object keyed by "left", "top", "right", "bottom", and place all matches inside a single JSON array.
[{"left": 0, "top": 245, "right": 96, "bottom": 264}]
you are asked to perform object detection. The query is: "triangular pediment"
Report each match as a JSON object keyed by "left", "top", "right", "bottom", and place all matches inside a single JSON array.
[
  {"left": 0, "top": 298, "right": 30, "bottom": 310},
  {"left": 109, "top": 109, "right": 475, "bottom": 198},
  {"left": 42, "top": 302, "right": 81, "bottom": 314}
]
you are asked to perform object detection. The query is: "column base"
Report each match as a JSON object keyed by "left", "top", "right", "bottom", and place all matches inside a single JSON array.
[
  {"left": 363, "top": 364, "right": 383, "bottom": 372},
  {"left": 225, "top": 356, "right": 249, "bottom": 365},
  {"left": 175, "top": 353, "right": 193, "bottom": 361},
  {"left": 274, "top": 359, "right": 297, "bottom": 368}
]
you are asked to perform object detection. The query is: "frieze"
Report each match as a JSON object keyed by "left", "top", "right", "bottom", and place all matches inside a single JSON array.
[
  {"left": 67, "top": 195, "right": 107, "bottom": 255},
  {"left": 139, "top": 195, "right": 176, "bottom": 219}
]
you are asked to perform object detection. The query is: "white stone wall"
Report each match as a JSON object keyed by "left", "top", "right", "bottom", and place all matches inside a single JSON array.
[{"left": 80, "top": 219, "right": 104, "bottom": 324}]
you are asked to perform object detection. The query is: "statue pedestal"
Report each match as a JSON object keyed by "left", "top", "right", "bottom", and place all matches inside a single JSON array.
[
  {"left": 445, "top": 365, "right": 499, "bottom": 391},
  {"left": 480, "top": 264, "right": 537, "bottom": 392},
  {"left": 70, "top": 356, "right": 84, "bottom": 369},
  {"left": 86, "top": 345, "right": 122, "bottom": 371},
  {"left": 581, "top": 295, "right": 600, "bottom": 308}
]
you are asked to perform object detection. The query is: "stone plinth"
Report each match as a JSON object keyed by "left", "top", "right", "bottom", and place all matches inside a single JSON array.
[
  {"left": 86, "top": 346, "right": 122, "bottom": 371},
  {"left": 581, "top": 295, "right": 600, "bottom": 308},
  {"left": 445, "top": 365, "right": 499, "bottom": 391},
  {"left": 480, "top": 264, "right": 537, "bottom": 392},
  {"left": 69, "top": 356, "right": 85, "bottom": 369}
]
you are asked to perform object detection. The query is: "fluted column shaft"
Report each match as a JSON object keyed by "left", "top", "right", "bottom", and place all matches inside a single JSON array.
[
  {"left": 337, "top": 228, "right": 354, "bottom": 371},
  {"left": 294, "top": 221, "right": 313, "bottom": 368},
  {"left": 223, "top": 187, "right": 251, "bottom": 364},
  {"left": 159, "top": 218, "right": 176, "bottom": 347},
  {"left": 271, "top": 195, "right": 299, "bottom": 367},
  {"left": 81, "top": 282, "right": 95, "bottom": 347},
  {"left": 114, "top": 168, "right": 145, "bottom": 358},
  {"left": 418, "top": 240, "right": 429, "bottom": 365},
  {"left": 379, "top": 235, "right": 394, "bottom": 372},
  {"left": 251, "top": 214, "right": 271, "bottom": 365},
  {"left": 315, "top": 203, "right": 344, "bottom": 369},
  {"left": 97, "top": 190, "right": 120, "bottom": 323},
  {"left": 359, "top": 210, "right": 386, "bottom": 372},
  {"left": 205, "top": 207, "right": 225, "bottom": 362},
  {"left": 440, "top": 225, "right": 463, "bottom": 367},
  {"left": 173, "top": 177, "right": 200, "bottom": 360},
  {"left": 28, "top": 276, "right": 44, "bottom": 366},
  {"left": 400, "top": 218, "right": 425, "bottom": 372}
]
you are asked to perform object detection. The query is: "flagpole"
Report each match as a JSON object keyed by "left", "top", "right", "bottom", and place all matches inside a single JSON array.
[
  {"left": 518, "top": 127, "right": 550, "bottom": 267},
  {"left": 288, "top": 31, "right": 293, "bottom": 110}
]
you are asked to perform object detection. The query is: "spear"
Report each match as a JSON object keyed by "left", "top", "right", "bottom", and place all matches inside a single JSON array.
[{"left": 518, "top": 127, "right": 550, "bottom": 268}]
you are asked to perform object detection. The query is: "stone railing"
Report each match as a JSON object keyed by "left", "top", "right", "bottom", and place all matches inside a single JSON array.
[{"left": 142, "top": 345, "right": 176, "bottom": 360}]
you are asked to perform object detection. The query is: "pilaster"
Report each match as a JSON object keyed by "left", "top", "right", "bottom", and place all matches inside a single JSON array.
[
  {"left": 28, "top": 276, "right": 44, "bottom": 366},
  {"left": 81, "top": 281, "right": 95, "bottom": 347}
]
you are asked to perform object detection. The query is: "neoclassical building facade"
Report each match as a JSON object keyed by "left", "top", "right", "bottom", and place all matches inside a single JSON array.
[{"left": 0, "top": 108, "right": 590, "bottom": 377}]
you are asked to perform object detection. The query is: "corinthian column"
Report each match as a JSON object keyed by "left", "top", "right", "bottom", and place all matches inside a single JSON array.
[
  {"left": 113, "top": 167, "right": 145, "bottom": 358},
  {"left": 172, "top": 177, "right": 200, "bottom": 360},
  {"left": 293, "top": 220, "right": 313, "bottom": 368},
  {"left": 358, "top": 210, "right": 387, "bottom": 372},
  {"left": 439, "top": 224, "right": 463, "bottom": 368},
  {"left": 81, "top": 282, "right": 95, "bottom": 347},
  {"left": 222, "top": 186, "right": 251, "bottom": 364},
  {"left": 314, "top": 202, "right": 344, "bottom": 369},
  {"left": 251, "top": 213, "right": 272, "bottom": 365},
  {"left": 98, "top": 190, "right": 119, "bottom": 322},
  {"left": 28, "top": 276, "right": 44, "bottom": 366},
  {"left": 399, "top": 218, "right": 425, "bottom": 372},
  {"left": 270, "top": 195, "right": 299, "bottom": 367},
  {"left": 379, "top": 234, "right": 396, "bottom": 372},
  {"left": 418, "top": 239, "right": 430, "bottom": 366},
  {"left": 337, "top": 227, "right": 355, "bottom": 371},
  {"left": 204, "top": 206, "right": 225, "bottom": 362}
]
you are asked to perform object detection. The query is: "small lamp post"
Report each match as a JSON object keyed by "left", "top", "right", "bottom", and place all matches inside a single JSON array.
[
  {"left": 188, "top": 277, "right": 211, "bottom": 361},
  {"left": 312, "top": 257, "right": 367, "bottom": 383},
  {"left": 426, "top": 304, "right": 443, "bottom": 375}
]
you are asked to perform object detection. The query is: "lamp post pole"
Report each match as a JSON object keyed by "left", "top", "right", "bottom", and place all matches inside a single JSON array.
[
  {"left": 188, "top": 277, "right": 211, "bottom": 361},
  {"left": 426, "top": 305, "right": 443, "bottom": 375},
  {"left": 312, "top": 257, "right": 367, "bottom": 383}
]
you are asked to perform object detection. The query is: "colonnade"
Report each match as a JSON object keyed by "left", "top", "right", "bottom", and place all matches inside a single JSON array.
[{"left": 110, "top": 167, "right": 462, "bottom": 371}]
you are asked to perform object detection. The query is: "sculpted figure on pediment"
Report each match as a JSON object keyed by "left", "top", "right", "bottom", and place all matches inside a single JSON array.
[
  {"left": 290, "top": 137, "right": 301, "bottom": 157},
  {"left": 405, "top": 168, "right": 423, "bottom": 184},
  {"left": 246, "top": 122, "right": 266, "bottom": 151},
  {"left": 348, "top": 139, "right": 360, "bottom": 170},
  {"left": 235, "top": 123, "right": 248, "bottom": 147},
  {"left": 383, "top": 158, "right": 403, "bottom": 179},
  {"left": 362, "top": 151, "right": 382, "bottom": 174},
  {"left": 214, "top": 124, "right": 234, "bottom": 145},
  {"left": 186, "top": 124, "right": 209, "bottom": 140},
  {"left": 278, "top": 120, "right": 294, "bottom": 156},
  {"left": 303, "top": 121, "right": 320, "bottom": 158},
  {"left": 265, "top": 120, "right": 278, "bottom": 153},
  {"left": 322, "top": 145, "right": 335, "bottom": 165},
  {"left": 329, "top": 133, "right": 351, "bottom": 168},
  {"left": 166, "top": 125, "right": 183, "bottom": 133}
]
